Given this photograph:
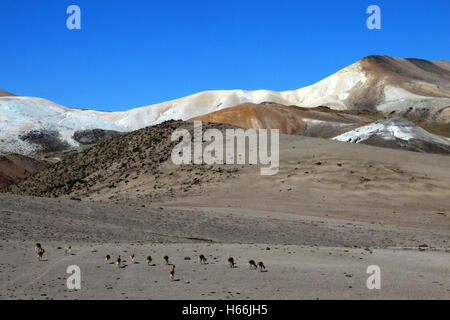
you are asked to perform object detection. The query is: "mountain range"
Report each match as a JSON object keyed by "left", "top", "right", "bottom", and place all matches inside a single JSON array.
[{"left": 1, "top": 55, "right": 449, "bottom": 157}]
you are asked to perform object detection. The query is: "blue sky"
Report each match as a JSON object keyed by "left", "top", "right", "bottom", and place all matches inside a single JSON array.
[{"left": 1, "top": 0, "right": 449, "bottom": 111}]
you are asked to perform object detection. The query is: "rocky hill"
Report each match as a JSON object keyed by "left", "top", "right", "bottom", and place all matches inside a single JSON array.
[
  {"left": 3, "top": 121, "right": 239, "bottom": 199},
  {"left": 0, "top": 154, "right": 49, "bottom": 188},
  {"left": 191, "top": 102, "right": 371, "bottom": 137},
  {"left": 333, "top": 118, "right": 450, "bottom": 154}
]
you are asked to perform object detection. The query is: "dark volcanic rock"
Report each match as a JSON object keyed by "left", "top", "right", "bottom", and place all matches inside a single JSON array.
[
  {"left": 19, "top": 130, "right": 70, "bottom": 153},
  {"left": 73, "top": 129, "right": 123, "bottom": 145},
  {"left": 361, "top": 136, "right": 450, "bottom": 154}
]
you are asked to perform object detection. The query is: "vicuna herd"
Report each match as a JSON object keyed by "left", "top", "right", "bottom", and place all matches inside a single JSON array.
[{"left": 33, "top": 242, "right": 267, "bottom": 281}]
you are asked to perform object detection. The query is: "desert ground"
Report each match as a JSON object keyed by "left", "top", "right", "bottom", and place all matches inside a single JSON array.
[
  {"left": 1, "top": 240, "right": 449, "bottom": 300},
  {"left": 1, "top": 125, "right": 449, "bottom": 300}
]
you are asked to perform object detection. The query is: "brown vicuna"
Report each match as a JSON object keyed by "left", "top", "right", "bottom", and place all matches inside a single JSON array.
[
  {"left": 65, "top": 244, "right": 71, "bottom": 255},
  {"left": 105, "top": 254, "right": 111, "bottom": 263},
  {"left": 248, "top": 259, "right": 257, "bottom": 270},
  {"left": 257, "top": 261, "right": 266, "bottom": 272},
  {"left": 163, "top": 254, "right": 169, "bottom": 265},
  {"left": 198, "top": 254, "right": 207, "bottom": 264},
  {"left": 169, "top": 265, "right": 175, "bottom": 281},
  {"left": 227, "top": 256, "right": 236, "bottom": 268},
  {"left": 37, "top": 248, "right": 45, "bottom": 261},
  {"left": 146, "top": 255, "right": 152, "bottom": 265},
  {"left": 115, "top": 255, "right": 121, "bottom": 267},
  {"left": 34, "top": 242, "right": 42, "bottom": 253}
]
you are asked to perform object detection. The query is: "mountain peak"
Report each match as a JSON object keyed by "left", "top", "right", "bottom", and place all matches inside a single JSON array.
[{"left": 0, "top": 89, "right": 16, "bottom": 97}]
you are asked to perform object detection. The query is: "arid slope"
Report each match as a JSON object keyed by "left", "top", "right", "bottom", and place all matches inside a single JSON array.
[
  {"left": 0, "top": 154, "right": 49, "bottom": 188},
  {"left": 191, "top": 102, "right": 371, "bottom": 137},
  {"left": 4, "top": 121, "right": 450, "bottom": 234}
]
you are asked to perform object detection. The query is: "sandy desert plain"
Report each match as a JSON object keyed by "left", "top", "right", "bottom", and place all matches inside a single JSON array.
[{"left": 0, "top": 126, "right": 449, "bottom": 300}]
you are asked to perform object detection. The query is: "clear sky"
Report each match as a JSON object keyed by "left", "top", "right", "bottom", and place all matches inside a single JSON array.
[{"left": 1, "top": 0, "right": 449, "bottom": 111}]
